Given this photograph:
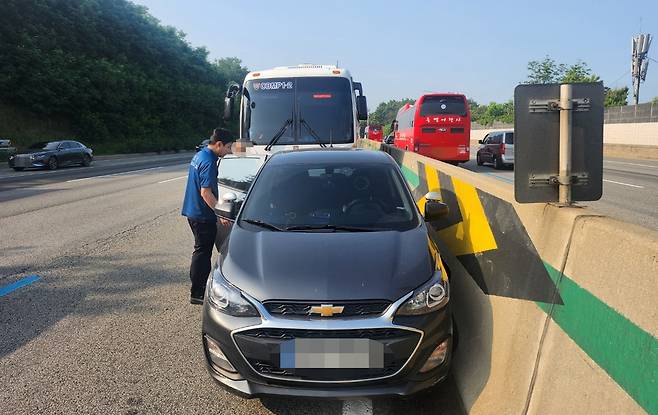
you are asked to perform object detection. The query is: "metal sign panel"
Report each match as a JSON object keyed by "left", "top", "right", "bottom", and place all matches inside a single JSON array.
[{"left": 514, "top": 82, "right": 604, "bottom": 203}]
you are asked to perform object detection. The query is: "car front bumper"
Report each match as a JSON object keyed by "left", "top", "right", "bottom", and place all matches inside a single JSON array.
[
  {"left": 8, "top": 155, "right": 48, "bottom": 168},
  {"left": 201, "top": 294, "right": 453, "bottom": 399}
]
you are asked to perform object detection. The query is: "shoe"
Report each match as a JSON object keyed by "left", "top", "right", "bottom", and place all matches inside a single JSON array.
[{"left": 190, "top": 294, "right": 204, "bottom": 305}]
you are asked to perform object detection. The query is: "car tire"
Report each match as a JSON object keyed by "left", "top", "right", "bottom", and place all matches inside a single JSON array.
[
  {"left": 13, "top": 167, "right": 24, "bottom": 171},
  {"left": 494, "top": 155, "right": 503, "bottom": 170},
  {"left": 476, "top": 153, "right": 483, "bottom": 166},
  {"left": 82, "top": 155, "right": 92, "bottom": 167},
  {"left": 47, "top": 157, "right": 58, "bottom": 170}
]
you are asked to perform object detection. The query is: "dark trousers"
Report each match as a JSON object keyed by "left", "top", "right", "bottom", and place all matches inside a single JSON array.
[{"left": 187, "top": 218, "right": 217, "bottom": 296}]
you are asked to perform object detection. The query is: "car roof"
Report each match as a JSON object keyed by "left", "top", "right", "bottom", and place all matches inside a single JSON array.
[{"left": 266, "top": 149, "right": 393, "bottom": 166}]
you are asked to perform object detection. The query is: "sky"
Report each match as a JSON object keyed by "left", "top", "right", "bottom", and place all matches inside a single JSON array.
[{"left": 132, "top": 0, "right": 658, "bottom": 109}]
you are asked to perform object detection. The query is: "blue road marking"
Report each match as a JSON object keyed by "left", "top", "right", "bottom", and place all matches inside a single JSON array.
[{"left": 0, "top": 275, "right": 41, "bottom": 297}]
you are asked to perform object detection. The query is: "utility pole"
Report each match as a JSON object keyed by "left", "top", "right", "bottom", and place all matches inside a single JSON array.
[{"left": 631, "top": 34, "right": 652, "bottom": 105}]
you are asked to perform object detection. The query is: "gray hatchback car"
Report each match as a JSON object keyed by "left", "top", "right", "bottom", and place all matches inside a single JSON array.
[{"left": 202, "top": 149, "right": 455, "bottom": 398}]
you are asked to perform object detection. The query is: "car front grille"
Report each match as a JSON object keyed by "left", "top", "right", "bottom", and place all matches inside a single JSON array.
[
  {"left": 263, "top": 301, "right": 390, "bottom": 318},
  {"left": 233, "top": 328, "right": 420, "bottom": 382},
  {"left": 12, "top": 155, "right": 31, "bottom": 167}
]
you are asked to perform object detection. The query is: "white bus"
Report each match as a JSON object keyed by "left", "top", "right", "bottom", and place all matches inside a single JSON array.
[{"left": 223, "top": 64, "right": 368, "bottom": 154}]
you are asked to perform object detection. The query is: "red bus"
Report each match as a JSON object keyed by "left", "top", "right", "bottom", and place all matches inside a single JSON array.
[
  {"left": 366, "top": 124, "right": 383, "bottom": 142},
  {"left": 393, "top": 93, "right": 470, "bottom": 163}
]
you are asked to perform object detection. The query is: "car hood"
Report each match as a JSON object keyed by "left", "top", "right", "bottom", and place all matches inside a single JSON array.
[{"left": 219, "top": 224, "right": 433, "bottom": 303}]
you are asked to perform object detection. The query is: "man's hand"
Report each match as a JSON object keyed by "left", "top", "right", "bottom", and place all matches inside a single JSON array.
[{"left": 219, "top": 217, "right": 231, "bottom": 227}]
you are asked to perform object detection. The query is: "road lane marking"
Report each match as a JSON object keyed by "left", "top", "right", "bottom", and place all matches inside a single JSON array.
[
  {"left": 342, "top": 398, "right": 373, "bottom": 415},
  {"left": 604, "top": 160, "right": 658, "bottom": 169},
  {"left": 158, "top": 175, "right": 187, "bottom": 184},
  {"left": 603, "top": 179, "right": 644, "bottom": 188},
  {"left": 66, "top": 167, "right": 163, "bottom": 183},
  {"left": 0, "top": 275, "right": 41, "bottom": 297}
]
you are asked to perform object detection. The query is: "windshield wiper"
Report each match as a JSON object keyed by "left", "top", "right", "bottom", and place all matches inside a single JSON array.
[
  {"left": 242, "top": 219, "right": 284, "bottom": 231},
  {"left": 264, "top": 118, "right": 293, "bottom": 151},
  {"left": 284, "top": 224, "right": 384, "bottom": 232},
  {"left": 299, "top": 119, "right": 327, "bottom": 148}
]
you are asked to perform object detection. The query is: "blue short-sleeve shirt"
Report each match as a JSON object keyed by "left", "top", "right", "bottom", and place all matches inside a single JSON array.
[{"left": 182, "top": 147, "right": 219, "bottom": 222}]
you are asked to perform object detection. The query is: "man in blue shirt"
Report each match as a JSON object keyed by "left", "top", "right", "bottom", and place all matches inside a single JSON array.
[{"left": 182, "top": 128, "right": 234, "bottom": 304}]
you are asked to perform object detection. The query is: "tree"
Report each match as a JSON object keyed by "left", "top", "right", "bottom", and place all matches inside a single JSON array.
[
  {"left": 0, "top": 0, "right": 242, "bottom": 153},
  {"left": 213, "top": 57, "right": 249, "bottom": 87},
  {"left": 526, "top": 56, "right": 566, "bottom": 84},
  {"left": 604, "top": 87, "right": 629, "bottom": 107},
  {"left": 561, "top": 61, "right": 600, "bottom": 83},
  {"left": 652, "top": 96, "right": 658, "bottom": 104},
  {"left": 525, "top": 56, "right": 600, "bottom": 84},
  {"left": 368, "top": 98, "right": 415, "bottom": 134}
]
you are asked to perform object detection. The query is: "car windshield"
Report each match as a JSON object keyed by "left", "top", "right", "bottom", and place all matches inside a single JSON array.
[
  {"left": 29, "top": 141, "right": 59, "bottom": 150},
  {"left": 241, "top": 77, "right": 354, "bottom": 145},
  {"left": 218, "top": 157, "right": 262, "bottom": 192},
  {"left": 240, "top": 159, "right": 419, "bottom": 231}
]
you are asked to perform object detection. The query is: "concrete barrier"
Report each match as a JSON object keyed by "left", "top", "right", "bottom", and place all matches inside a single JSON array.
[{"left": 357, "top": 139, "right": 657, "bottom": 414}]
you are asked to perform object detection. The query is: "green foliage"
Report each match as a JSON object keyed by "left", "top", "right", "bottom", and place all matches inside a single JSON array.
[
  {"left": 604, "top": 87, "right": 629, "bottom": 107},
  {"left": 526, "top": 56, "right": 566, "bottom": 84},
  {"left": 214, "top": 57, "right": 249, "bottom": 87},
  {"left": 368, "top": 98, "right": 415, "bottom": 134},
  {"left": 0, "top": 0, "right": 246, "bottom": 153},
  {"left": 470, "top": 99, "right": 514, "bottom": 126},
  {"left": 652, "top": 96, "right": 658, "bottom": 104},
  {"left": 525, "top": 56, "right": 600, "bottom": 84},
  {"left": 561, "top": 61, "right": 600, "bottom": 83}
]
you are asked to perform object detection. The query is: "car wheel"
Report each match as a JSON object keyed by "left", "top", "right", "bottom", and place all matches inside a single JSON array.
[
  {"left": 82, "top": 155, "right": 92, "bottom": 167},
  {"left": 494, "top": 155, "right": 503, "bottom": 170},
  {"left": 476, "top": 153, "right": 483, "bottom": 166},
  {"left": 13, "top": 167, "right": 24, "bottom": 171},
  {"left": 47, "top": 157, "right": 58, "bottom": 170}
]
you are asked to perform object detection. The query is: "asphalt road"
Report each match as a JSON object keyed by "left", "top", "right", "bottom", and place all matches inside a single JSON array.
[
  {"left": 0, "top": 154, "right": 464, "bottom": 415},
  {"left": 462, "top": 155, "right": 658, "bottom": 231}
]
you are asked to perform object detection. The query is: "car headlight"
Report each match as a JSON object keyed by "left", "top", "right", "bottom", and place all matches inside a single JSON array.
[
  {"left": 396, "top": 270, "right": 449, "bottom": 316},
  {"left": 30, "top": 153, "right": 45, "bottom": 160},
  {"left": 208, "top": 266, "right": 260, "bottom": 317}
]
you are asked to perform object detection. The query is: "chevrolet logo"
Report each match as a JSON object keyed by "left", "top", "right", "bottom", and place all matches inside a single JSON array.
[{"left": 309, "top": 304, "right": 344, "bottom": 317}]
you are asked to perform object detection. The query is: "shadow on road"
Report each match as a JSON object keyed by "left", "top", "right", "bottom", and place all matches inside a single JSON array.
[{"left": 0, "top": 251, "right": 180, "bottom": 359}]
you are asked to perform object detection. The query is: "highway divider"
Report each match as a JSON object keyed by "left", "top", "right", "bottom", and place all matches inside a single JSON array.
[{"left": 357, "top": 139, "right": 657, "bottom": 414}]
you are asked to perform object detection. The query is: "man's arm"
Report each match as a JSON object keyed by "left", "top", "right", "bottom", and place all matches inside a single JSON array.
[{"left": 200, "top": 187, "right": 218, "bottom": 210}]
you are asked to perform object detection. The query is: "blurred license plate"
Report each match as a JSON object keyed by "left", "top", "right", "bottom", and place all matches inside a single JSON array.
[{"left": 280, "top": 338, "right": 384, "bottom": 369}]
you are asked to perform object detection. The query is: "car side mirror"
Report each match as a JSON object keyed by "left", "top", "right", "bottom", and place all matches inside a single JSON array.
[
  {"left": 216, "top": 191, "right": 238, "bottom": 220},
  {"left": 423, "top": 192, "right": 449, "bottom": 222},
  {"left": 356, "top": 96, "right": 368, "bottom": 120},
  {"left": 478, "top": 139, "right": 484, "bottom": 144}
]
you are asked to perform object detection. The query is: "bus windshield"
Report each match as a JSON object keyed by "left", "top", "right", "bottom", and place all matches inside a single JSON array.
[
  {"left": 241, "top": 77, "right": 354, "bottom": 146},
  {"left": 419, "top": 95, "right": 467, "bottom": 117}
]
